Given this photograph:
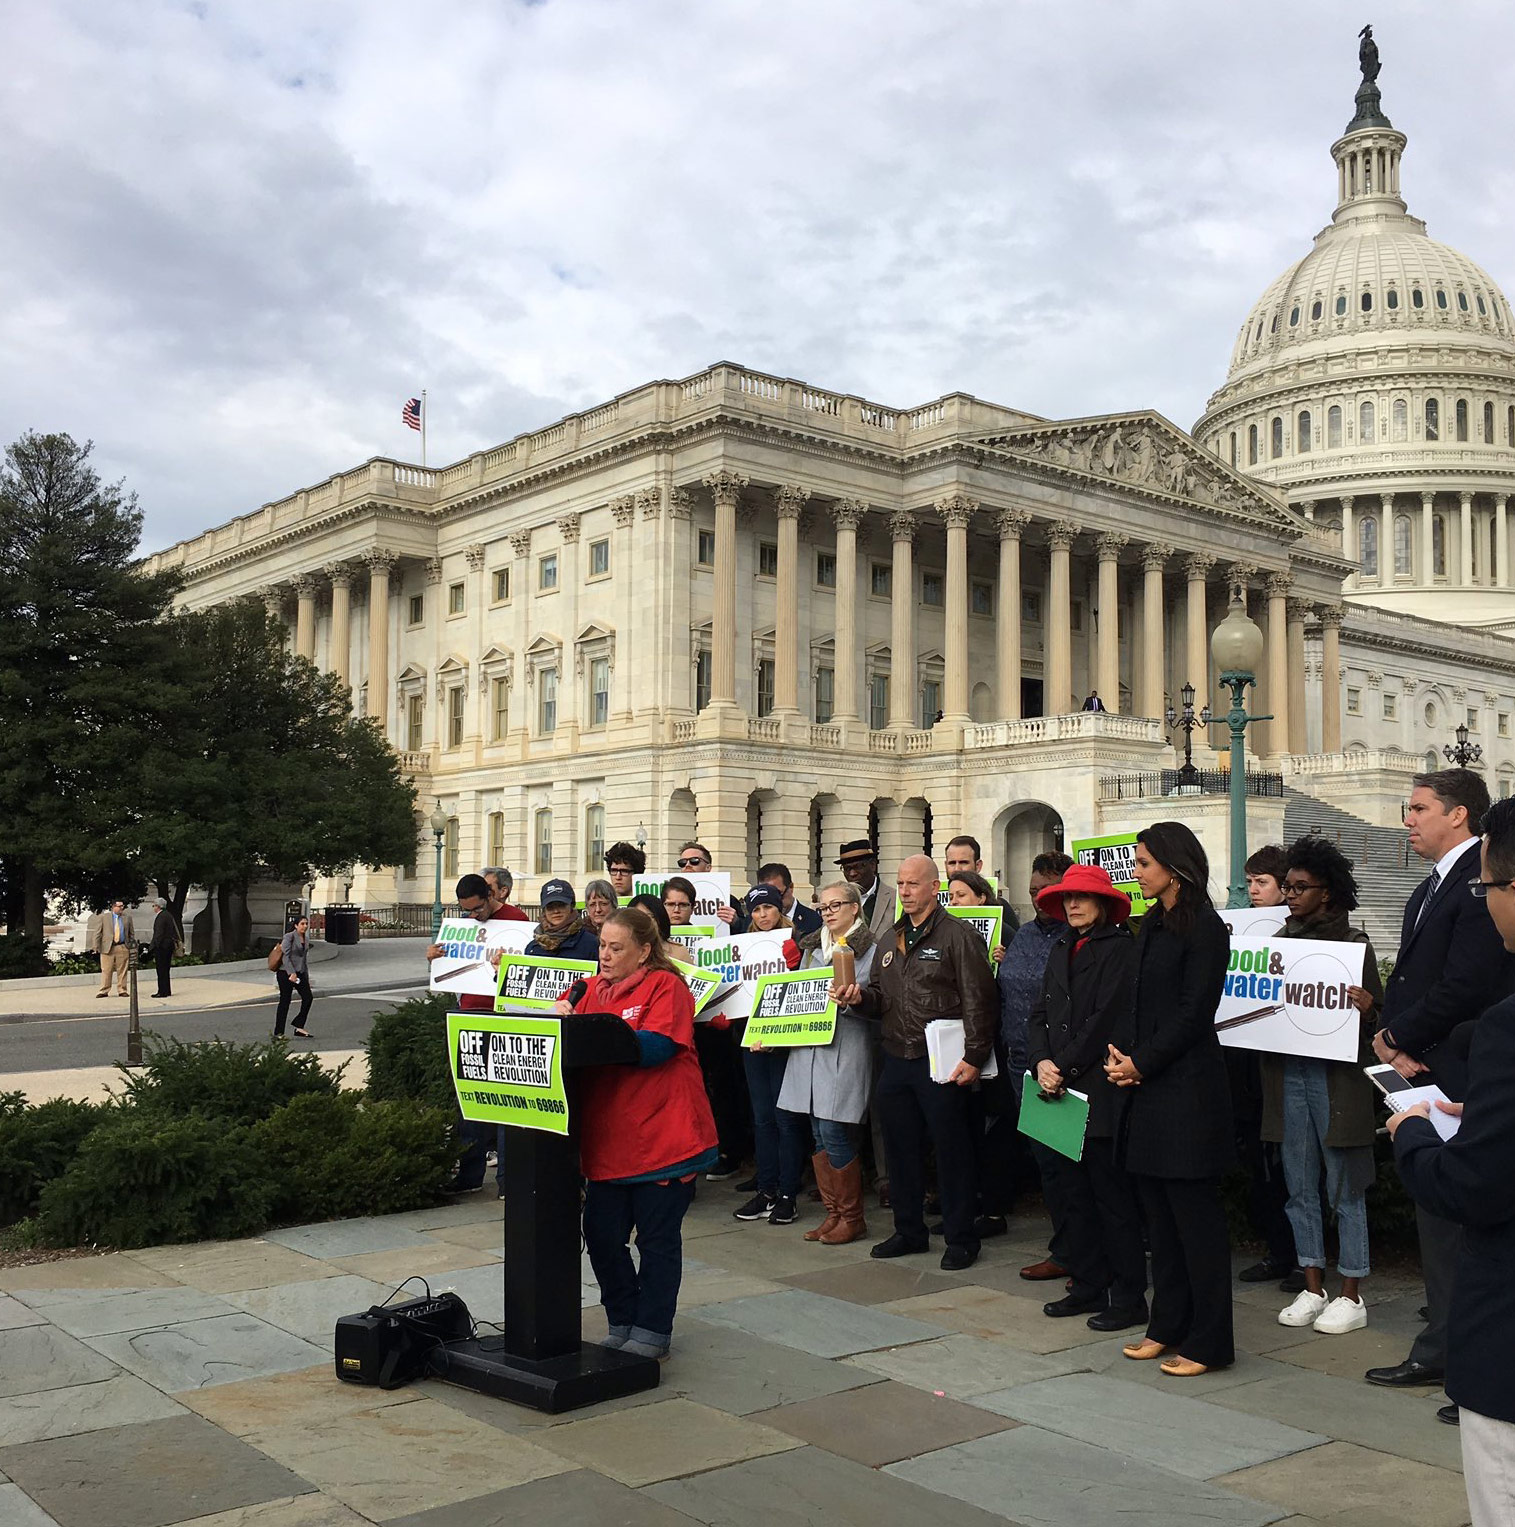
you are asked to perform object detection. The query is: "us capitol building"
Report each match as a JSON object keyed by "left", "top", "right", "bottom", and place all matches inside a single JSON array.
[{"left": 143, "top": 44, "right": 1515, "bottom": 915}]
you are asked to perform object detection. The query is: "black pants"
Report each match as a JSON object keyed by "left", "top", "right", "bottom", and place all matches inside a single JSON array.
[
  {"left": 1409, "top": 1204, "right": 1463, "bottom": 1370},
  {"left": 971, "top": 1067, "right": 1021, "bottom": 1216},
  {"left": 1047, "top": 1137, "right": 1148, "bottom": 1309},
  {"left": 583, "top": 1176, "right": 696, "bottom": 1345},
  {"left": 1237, "top": 1123, "right": 1296, "bottom": 1269},
  {"left": 274, "top": 971, "right": 313, "bottom": 1035},
  {"left": 1136, "top": 1174, "right": 1234, "bottom": 1368},
  {"left": 877, "top": 1051, "right": 979, "bottom": 1252},
  {"left": 693, "top": 1024, "right": 751, "bottom": 1164},
  {"left": 153, "top": 947, "right": 173, "bottom": 997}
]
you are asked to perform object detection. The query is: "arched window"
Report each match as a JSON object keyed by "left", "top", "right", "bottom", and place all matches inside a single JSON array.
[
  {"left": 1392, "top": 398, "right": 1408, "bottom": 441},
  {"left": 1458, "top": 291, "right": 1470, "bottom": 312},
  {"left": 1359, "top": 517, "right": 1379, "bottom": 578},
  {"left": 1387, "top": 288, "right": 1400, "bottom": 310},
  {"left": 1297, "top": 409, "right": 1312, "bottom": 452},
  {"left": 1425, "top": 398, "right": 1440, "bottom": 440},
  {"left": 1485, "top": 401, "right": 1494, "bottom": 441},
  {"left": 1478, "top": 295, "right": 1488, "bottom": 316},
  {"left": 1433, "top": 516, "right": 1447, "bottom": 576},
  {"left": 1248, "top": 423, "right": 1258, "bottom": 465},
  {"left": 1229, "top": 431, "right": 1238, "bottom": 466},
  {"left": 1289, "top": 305, "right": 1300, "bottom": 327},
  {"left": 1456, "top": 398, "right": 1469, "bottom": 441},
  {"left": 1361, "top": 290, "right": 1373, "bottom": 312},
  {"left": 1271, "top": 416, "right": 1283, "bottom": 458},
  {"left": 1359, "top": 400, "right": 1375, "bottom": 444},
  {"left": 1436, "top": 289, "right": 1449, "bottom": 310},
  {"left": 1311, "top": 299, "right": 1323, "bottom": 321},
  {"left": 1394, "top": 515, "right": 1413, "bottom": 576},
  {"left": 1328, "top": 405, "right": 1343, "bottom": 448},
  {"left": 1508, "top": 405, "right": 1514, "bottom": 445},
  {"left": 534, "top": 808, "right": 553, "bottom": 875},
  {"left": 1335, "top": 294, "right": 1348, "bottom": 316},
  {"left": 1412, "top": 288, "right": 1424, "bottom": 309}
]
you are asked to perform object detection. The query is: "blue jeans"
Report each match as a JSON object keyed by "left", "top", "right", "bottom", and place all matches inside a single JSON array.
[
  {"left": 583, "top": 1176, "right": 696, "bottom": 1347},
  {"left": 744, "top": 1048, "right": 805, "bottom": 1196},
  {"left": 1280, "top": 1057, "right": 1370, "bottom": 1279},
  {"left": 809, "top": 1115, "right": 856, "bottom": 1169}
]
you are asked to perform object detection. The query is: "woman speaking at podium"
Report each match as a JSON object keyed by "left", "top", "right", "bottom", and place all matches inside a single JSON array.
[{"left": 555, "top": 905, "right": 718, "bottom": 1361}]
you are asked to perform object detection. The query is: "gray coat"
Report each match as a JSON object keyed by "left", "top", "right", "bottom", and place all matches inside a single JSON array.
[
  {"left": 777, "top": 923, "right": 878, "bottom": 1124},
  {"left": 278, "top": 931, "right": 309, "bottom": 978}
]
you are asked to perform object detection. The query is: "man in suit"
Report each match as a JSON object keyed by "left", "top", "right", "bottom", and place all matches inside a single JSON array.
[
  {"left": 943, "top": 833, "right": 1020, "bottom": 939},
  {"left": 757, "top": 861, "right": 821, "bottom": 938},
  {"left": 837, "top": 839, "right": 896, "bottom": 942},
  {"left": 87, "top": 899, "right": 134, "bottom": 997},
  {"left": 1366, "top": 768, "right": 1515, "bottom": 1396},
  {"left": 1082, "top": 691, "right": 1105, "bottom": 712},
  {"left": 147, "top": 898, "right": 179, "bottom": 998},
  {"left": 1389, "top": 792, "right": 1515, "bottom": 1522}
]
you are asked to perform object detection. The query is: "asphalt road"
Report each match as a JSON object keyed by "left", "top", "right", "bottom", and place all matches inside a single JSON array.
[{"left": 0, "top": 987, "right": 428, "bottom": 1075}]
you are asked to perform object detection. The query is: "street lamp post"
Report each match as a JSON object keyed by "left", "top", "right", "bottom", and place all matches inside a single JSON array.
[
  {"left": 1165, "top": 681, "right": 1212, "bottom": 788},
  {"left": 1444, "top": 723, "right": 1483, "bottom": 769},
  {"left": 1208, "top": 594, "right": 1271, "bottom": 910},
  {"left": 429, "top": 800, "right": 449, "bottom": 938}
]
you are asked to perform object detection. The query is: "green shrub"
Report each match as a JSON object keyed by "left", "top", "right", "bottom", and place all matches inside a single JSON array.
[
  {"left": 0, "top": 932, "right": 49, "bottom": 978},
  {"left": 119, "top": 1036, "right": 342, "bottom": 1126},
  {"left": 365, "top": 993, "right": 455, "bottom": 1110},
  {"left": 0, "top": 1097, "right": 105, "bottom": 1225},
  {"left": 36, "top": 1112, "right": 275, "bottom": 1249}
]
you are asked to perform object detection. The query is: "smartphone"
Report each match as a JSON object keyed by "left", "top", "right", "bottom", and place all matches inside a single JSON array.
[{"left": 1363, "top": 1062, "right": 1418, "bottom": 1096}]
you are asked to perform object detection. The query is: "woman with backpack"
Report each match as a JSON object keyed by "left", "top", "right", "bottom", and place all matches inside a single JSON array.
[{"left": 272, "top": 915, "right": 314, "bottom": 1039}]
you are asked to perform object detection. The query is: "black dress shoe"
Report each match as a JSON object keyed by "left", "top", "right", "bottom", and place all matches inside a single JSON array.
[
  {"left": 1087, "top": 1304, "right": 1149, "bottom": 1332},
  {"left": 1418, "top": 1305, "right": 1430, "bottom": 1321},
  {"left": 974, "top": 1215, "right": 1009, "bottom": 1239},
  {"left": 1364, "top": 1360, "right": 1446, "bottom": 1388},
  {"left": 1278, "top": 1268, "right": 1307, "bottom": 1295},
  {"left": 870, "top": 1232, "right": 929, "bottom": 1259},
  {"left": 1043, "top": 1291, "right": 1107, "bottom": 1318},
  {"left": 1438, "top": 1403, "right": 1460, "bottom": 1426},
  {"left": 940, "top": 1245, "right": 978, "bottom": 1272},
  {"left": 1238, "top": 1259, "right": 1291, "bottom": 1283}
]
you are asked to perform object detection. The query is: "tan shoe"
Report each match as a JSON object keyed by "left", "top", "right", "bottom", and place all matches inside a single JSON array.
[
  {"left": 804, "top": 1154, "right": 839, "bottom": 1242},
  {"left": 1159, "top": 1356, "right": 1211, "bottom": 1377},
  {"left": 1122, "top": 1338, "right": 1168, "bottom": 1361},
  {"left": 819, "top": 1158, "right": 868, "bottom": 1245}
]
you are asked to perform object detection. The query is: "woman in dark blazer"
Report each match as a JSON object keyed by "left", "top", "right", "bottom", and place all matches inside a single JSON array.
[{"left": 1107, "top": 821, "right": 1233, "bottom": 1376}]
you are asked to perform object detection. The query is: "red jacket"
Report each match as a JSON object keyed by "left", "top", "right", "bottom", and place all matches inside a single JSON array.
[{"left": 573, "top": 967, "right": 717, "bottom": 1182}]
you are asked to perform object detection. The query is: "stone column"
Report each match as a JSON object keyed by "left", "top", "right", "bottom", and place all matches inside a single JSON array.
[
  {"left": 508, "top": 529, "right": 532, "bottom": 741},
  {"left": 773, "top": 485, "right": 809, "bottom": 715},
  {"left": 1380, "top": 493, "right": 1395, "bottom": 578},
  {"left": 1320, "top": 606, "right": 1344, "bottom": 754},
  {"left": 1184, "top": 553, "right": 1216, "bottom": 702},
  {"left": 1421, "top": 491, "right": 1435, "bottom": 584},
  {"left": 1286, "top": 598, "right": 1310, "bottom": 754},
  {"left": 1264, "top": 573, "right": 1290, "bottom": 756},
  {"left": 1460, "top": 491, "right": 1474, "bottom": 586},
  {"left": 936, "top": 493, "right": 977, "bottom": 723},
  {"left": 557, "top": 514, "right": 582, "bottom": 742},
  {"left": 702, "top": 471, "right": 747, "bottom": 708},
  {"left": 888, "top": 510, "right": 917, "bottom": 727},
  {"left": 1341, "top": 496, "right": 1356, "bottom": 590},
  {"left": 610, "top": 496, "right": 637, "bottom": 719},
  {"left": 1140, "top": 543, "right": 1170, "bottom": 719},
  {"left": 1045, "top": 522, "right": 1078, "bottom": 717},
  {"left": 996, "top": 509, "right": 1030, "bottom": 721},
  {"left": 1300, "top": 499, "right": 1317, "bottom": 523},
  {"left": 1498, "top": 494, "right": 1510, "bottom": 589},
  {"left": 293, "top": 574, "right": 318, "bottom": 661},
  {"left": 325, "top": 564, "right": 353, "bottom": 687},
  {"left": 364, "top": 550, "right": 398, "bottom": 730},
  {"left": 1095, "top": 533, "right": 1126, "bottom": 713},
  {"left": 830, "top": 499, "right": 866, "bottom": 721}
]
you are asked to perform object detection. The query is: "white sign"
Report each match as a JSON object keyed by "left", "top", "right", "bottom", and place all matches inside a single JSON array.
[
  {"left": 428, "top": 918, "right": 534, "bottom": 999},
  {"left": 1218, "top": 906, "right": 1289, "bottom": 940},
  {"left": 693, "top": 929, "right": 792, "bottom": 1021},
  {"left": 623, "top": 873, "right": 732, "bottom": 923},
  {"left": 1215, "top": 936, "right": 1368, "bottom": 1062}
]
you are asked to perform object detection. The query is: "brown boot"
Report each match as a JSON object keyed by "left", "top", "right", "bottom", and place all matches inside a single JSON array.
[
  {"left": 804, "top": 1154, "right": 839, "bottom": 1241},
  {"left": 819, "top": 1158, "right": 868, "bottom": 1244}
]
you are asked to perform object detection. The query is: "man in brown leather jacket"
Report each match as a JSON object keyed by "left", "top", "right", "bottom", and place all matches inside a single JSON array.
[{"left": 837, "top": 854, "right": 999, "bottom": 1270}]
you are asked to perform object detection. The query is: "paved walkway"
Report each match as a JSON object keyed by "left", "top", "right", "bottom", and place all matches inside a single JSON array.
[{"left": 0, "top": 1186, "right": 1466, "bottom": 1526}]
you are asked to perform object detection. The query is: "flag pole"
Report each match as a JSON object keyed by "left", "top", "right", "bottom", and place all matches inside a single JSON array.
[{"left": 421, "top": 389, "right": 427, "bottom": 469}]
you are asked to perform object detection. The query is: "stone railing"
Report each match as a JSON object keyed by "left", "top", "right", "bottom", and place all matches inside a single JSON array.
[
  {"left": 965, "top": 713, "right": 1166, "bottom": 749},
  {"left": 398, "top": 750, "right": 431, "bottom": 776},
  {"left": 747, "top": 717, "right": 783, "bottom": 742},
  {"left": 671, "top": 720, "right": 697, "bottom": 743},
  {"left": 867, "top": 731, "right": 901, "bottom": 754},
  {"left": 1282, "top": 750, "right": 1421, "bottom": 777},
  {"left": 902, "top": 730, "right": 934, "bottom": 754},
  {"left": 808, "top": 724, "right": 842, "bottom": 749}
]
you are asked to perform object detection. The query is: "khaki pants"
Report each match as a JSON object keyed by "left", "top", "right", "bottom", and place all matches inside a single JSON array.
[
  {"left": 97, "top": 946, "right": 128, "bottom": 994},
  {"left": 1463, "top": 1407, "right": 1515, "bottom": 1527}
]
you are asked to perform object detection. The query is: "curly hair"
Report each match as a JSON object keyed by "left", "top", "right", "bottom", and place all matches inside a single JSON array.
[{"left": 1285, "top": 834, "right": 1360, "bottom": 912}]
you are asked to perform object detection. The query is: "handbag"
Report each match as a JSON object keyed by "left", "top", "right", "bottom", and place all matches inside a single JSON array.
[{"left": 267, "top": 942, "right": 283, "bottom": 972}]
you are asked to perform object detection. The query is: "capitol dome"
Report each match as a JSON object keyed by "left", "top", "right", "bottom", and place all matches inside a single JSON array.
[{"left": 1195, "top": 35, "right": 1515, "bottom": 629}]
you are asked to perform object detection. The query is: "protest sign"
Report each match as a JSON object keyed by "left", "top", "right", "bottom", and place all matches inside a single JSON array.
[
  {"left": 447, "top": 1012, "right": 568, "bottom": 1135},
  {"left": 494, "top": 953, "right": 597, "bottom": 1012},
  {"left": 428, "top": 918, "right": 533, "bottom": 1000},
  {"left": 621, "top": 873, "right": 732, "bottom": 922},
  {"left": 1218, "top": 905, "right": 1289, "bottom": 940},
  {"left": 666, "top": 922, "right": 719, "bottom": 953},
  {"left": 695, "top": 929, "right": 792, "bottom": 1021},
  {"left": 679, "top": 965, "right": 723, "bottom": 1016},
  {"left": 1215, "top": 936, "right": 1368, "bottom": 1062},
  {"left": 1070, "top": 832, "right": 1150, "bottom": 916},
  {"left": 949, "top": 905, "right": 1003, "bottom": 960},
  {"left": 742, "top": 968, "right": 837, "bottom": 1048}
]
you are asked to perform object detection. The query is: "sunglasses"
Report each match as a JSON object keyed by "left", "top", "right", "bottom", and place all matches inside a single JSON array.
[{"left": 676, "top": 858, "right": 706, "bottom": 869}]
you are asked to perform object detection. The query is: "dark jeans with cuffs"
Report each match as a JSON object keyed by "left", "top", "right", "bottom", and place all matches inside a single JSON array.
[
  {"left": 583, "top": 1176, "right": 697, "bottom": 1346},
  {"left": 743, "top": 1048, "right": 805, "bottom": 1197}
]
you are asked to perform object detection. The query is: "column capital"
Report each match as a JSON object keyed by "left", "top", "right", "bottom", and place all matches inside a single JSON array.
[
  {"left": 1485, "top": 689, "right": 1501, "bottom": 708},
  {"left": 557, "top": 513, "right": 582, "bottom": 544},
  {"left": 637, "top": 486, "right": 663, "bottom": 520},
  {"left": 773, "top": 484, "right": 811, "bottom": 520},
  {"left": 508, "top": 528, "right": 532, "bottom": 558},
  {"left": 1460, "top": 490, "right": 1474, "bottom": 509},
  {"left": 1298, "top": 499, "right": 1317, "bottom": 516},
  {"left": 1319, "top": 604, "right": 1347, "bottom": 628},
  {"left": 1141, "top": 541, "right": 1172, "bottom": 572},
  {"left": 1227, "top": 561, "right": 1257, "bottom": 593},
  {"left": 291, "top": 573, "right": 321, "bottom": 597},
  {"left": 830, "top": 498, "right": 868, "bottom": 531},
  {"left": 1183, "top": 551, "right": 1216, "bottom": 580},
  {"left": 609, "top": 494, "right": 636, "bottom": 527},
  {"left": 258, "top": 584, "right": 288, "bottom": 613},
  {"left": 1286, "top": 597, "right": 1314, "bottom": 623},
  {"left": 363, "top": 548, "right": 400, "bottom": 575},
  {"left": 934, "top": 493, "right": 979, "bottom": 529},
  {"left": 1421, "top": 490, "right": 1436, "bottom": 508},
  {"left": 423, "top": 558, "right": 443, "bottom": 585},
  {"left": 995, "top": 506, "right": 1031, "bottom": 541},
  {"left": 1380, "top": 492, "right": 1395, "bottom": 512},
  {"left": 702, "top": 469, "right": 749, "bottom": 508},
  {"left": 668, "top": 486, "right": 693, "bottom": 520},
  {"left": 1095, "top": 532, "right": 1128, "bottom": 562},
  {"left": 323, "top": 562, "right": 356, "bottom": 588},
  {"left": 464, "top": 543, "right": 486, "bottom": 571},
  {"left": 1265, "top": 571, "right": 1293, "bottom": 599},
  {"left": 1044, "top": 520, "right": 1078, "bottom": 552},
  {"left": 889, "top": 509, "right": 918, "bottom": 545}
]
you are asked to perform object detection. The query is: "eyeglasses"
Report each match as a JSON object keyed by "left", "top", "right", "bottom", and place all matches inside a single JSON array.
[
  {"left": 458, "top": 901, "right": 490, "bottom": 919},
  {"left": 676, "top": 858, "right": 705, "bottom": 869},
  {"left": 817, "top": 901, "right": 853, "bottom": 915},
  {"left": 1471, "top": 877, "right": 1515, "bottom": 898},
  {"left": 664, "top": 899, "right": 693, "bottom": 911},
  {"left": 1280, "top": 882, "right": 1323, "bottom": 897}
]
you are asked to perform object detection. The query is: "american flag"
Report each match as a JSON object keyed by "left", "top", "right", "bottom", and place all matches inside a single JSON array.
[{"left": 402, "top": 397, "right": 423, "bottom": 431}]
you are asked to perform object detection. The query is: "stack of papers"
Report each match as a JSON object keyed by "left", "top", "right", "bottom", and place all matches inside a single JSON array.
[
  {"left": 1385, "top": 1085, "right": 1461, "bottom": 1142},
  {"left": 925, "top": 1020, "right": 999, "bottom": 1083}
]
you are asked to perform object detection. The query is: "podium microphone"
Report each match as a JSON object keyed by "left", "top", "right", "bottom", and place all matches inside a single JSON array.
[{"left": 565, "top": 979, "right": 588, "bottom": 1008}]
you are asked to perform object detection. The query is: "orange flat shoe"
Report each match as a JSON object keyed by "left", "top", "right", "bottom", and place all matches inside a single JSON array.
[
  {"left": 1159, "top": 1356, "right": 1210, "bottom": 1377},
  {"left": 1122, "top": 1338, "right": 1167, "bottom": 1361}
]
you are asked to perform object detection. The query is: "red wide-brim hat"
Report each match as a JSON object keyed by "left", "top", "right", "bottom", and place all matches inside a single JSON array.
[{"left": 1035, "top": 862, "right": 1132, "bottom": 924}]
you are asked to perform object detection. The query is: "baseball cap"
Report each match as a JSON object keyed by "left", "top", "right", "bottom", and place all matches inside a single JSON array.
[{"left": 540, "top": 878, "right": 575, "bottom": 907}]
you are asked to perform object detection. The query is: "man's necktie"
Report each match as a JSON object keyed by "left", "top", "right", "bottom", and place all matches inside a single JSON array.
[{"left": 1414, "top": 867, "right": 1442, "bottom": 928}]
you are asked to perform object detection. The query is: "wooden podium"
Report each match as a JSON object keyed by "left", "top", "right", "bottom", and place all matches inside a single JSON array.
[{"left": 434, "top": 1012, "right": 662, "bottom": 1413}]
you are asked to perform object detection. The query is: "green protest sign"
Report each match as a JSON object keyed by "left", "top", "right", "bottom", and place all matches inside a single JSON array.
[
  {"left": 494, "top": 953, "right": 597, "bottom": 1012},
  {"left": 665, "top": 923, "right": 719, "bottom": 953},
  {"left": 743, "top": 968, "right": 837, "bottom": 1048},
  {"left": 680, "top": 966, "right": 722, "bottom": 1016},
  {"left": 447, "top": 1012, "right": 569, "bottom": 1134},
  {"left": 1070, "top": 831, "right": 1151, "bottom": 916},
  {"left": 949, "top": 904, "right": 1003, "bottom": 960}
]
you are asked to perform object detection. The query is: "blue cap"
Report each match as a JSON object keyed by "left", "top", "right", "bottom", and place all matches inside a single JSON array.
[
  {"left": 540, "top": 878, "right": 575, "bottom": 907},
  {"left": 746, "top": 884, "right": 785, "bottom": 912}
]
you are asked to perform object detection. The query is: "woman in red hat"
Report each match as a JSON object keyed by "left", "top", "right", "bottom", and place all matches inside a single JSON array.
[{"left": 1026, "top": 864, "right": 1147, "bottom": 1332}]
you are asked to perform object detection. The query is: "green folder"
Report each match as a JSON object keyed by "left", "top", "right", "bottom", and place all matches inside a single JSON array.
[{"left": 1017, "top": 1073, "right": 1090, "bottom": 1162}]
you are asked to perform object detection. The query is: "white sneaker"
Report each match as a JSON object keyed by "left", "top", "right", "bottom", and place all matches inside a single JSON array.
[
  {"left": 1278, "top": 1290, "right": 1329, "bottom": 1327},
  {"left": 1313, "top": 1295, "right": 1367, "bottom": 1335}
]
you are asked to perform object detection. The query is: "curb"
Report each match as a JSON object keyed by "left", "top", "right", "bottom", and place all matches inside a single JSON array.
[{"left": 1, "top": 977, "right": 430, "bottom": 1024}]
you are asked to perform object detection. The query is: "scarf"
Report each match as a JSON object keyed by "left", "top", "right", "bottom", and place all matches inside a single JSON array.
[
  {"left": 819, "top": 916, "right": 865, "bottom": 960},
  {"left": 532, "top": 909, "right": 587, "bottom": 952}
]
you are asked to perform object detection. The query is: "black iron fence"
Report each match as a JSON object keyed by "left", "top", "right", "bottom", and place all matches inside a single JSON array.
[
  {"left": 322, "top": 902, "right": 544, "bottom": 937},
  {"left": 1099, "top": 769, "right": 1285, "bottom": 803}
]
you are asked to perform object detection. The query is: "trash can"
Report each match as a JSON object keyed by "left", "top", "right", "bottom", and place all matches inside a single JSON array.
[{"left": 324, "top": 904, "right": 362, "bottom": 945}]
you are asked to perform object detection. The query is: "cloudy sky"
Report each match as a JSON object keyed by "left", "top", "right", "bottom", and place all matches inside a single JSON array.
[{"left": 5, "top": 1, "right": 1515, "bottom": 552}]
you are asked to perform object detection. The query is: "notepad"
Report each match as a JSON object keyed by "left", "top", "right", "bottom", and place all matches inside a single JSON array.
[
  {"left": 1385, "top": 1085, "right": 1462, "bottom": 1143},
  {"left": 1016, "top": 1073, "right": 1090, "bottom": 1162},
  {"left": 925, "top": 1020, "right": 1000, "bottom": 1083}
]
